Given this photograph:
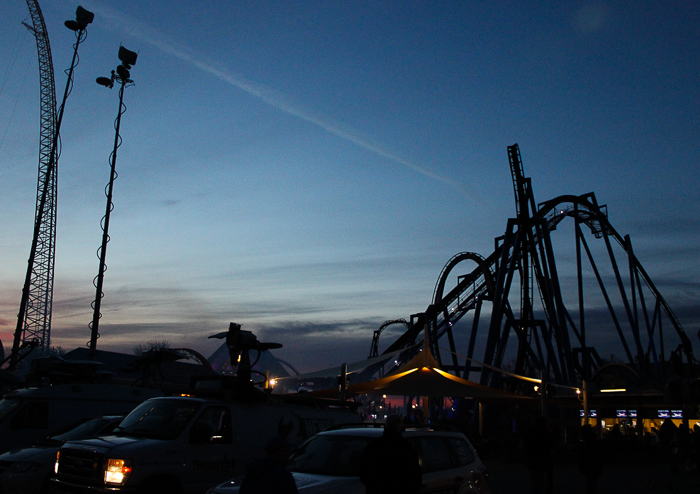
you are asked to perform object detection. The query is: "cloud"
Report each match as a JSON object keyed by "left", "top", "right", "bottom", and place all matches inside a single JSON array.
[
  {"left": 257, "top": 319, "right": 375, "bottom": 339},
  {"left": 253, "top": 319, "right": 378, "bottom": 371}
]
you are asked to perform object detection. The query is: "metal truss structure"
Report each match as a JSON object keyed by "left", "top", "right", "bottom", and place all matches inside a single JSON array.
[
  {"left": 371, "top": 144, "right": 695, "bottom": 389},
  {"left": 15, "top": 0, "right": 57, "bottom": 356},
  {"left": 9, "top": 3, "right": 92, "bottom": 370}
]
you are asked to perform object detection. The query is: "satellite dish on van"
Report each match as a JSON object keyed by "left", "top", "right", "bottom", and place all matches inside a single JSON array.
[{"left": 209, "top": 323, "right": 282, "bottom": 384}]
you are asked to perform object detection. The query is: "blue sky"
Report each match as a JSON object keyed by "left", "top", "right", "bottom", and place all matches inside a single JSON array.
[{"left": 1, "top": 1, "right": 699, "bottom": 373}]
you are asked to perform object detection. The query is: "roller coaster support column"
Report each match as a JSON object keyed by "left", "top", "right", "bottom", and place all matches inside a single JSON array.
[
  {"left": 540, "top": 370, "right": 548, "bottom": 419},
  {"left": 582, "top": 380, "right": 590, "bottom": 425},
  {"left": 338, "top": 363, "right": 348, "bottom": 401},
  {"left": 422, "top": 314, "right": 431, "bottom": 424}
]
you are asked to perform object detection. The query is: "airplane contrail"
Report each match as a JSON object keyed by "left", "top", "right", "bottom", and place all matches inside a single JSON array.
[{"left": 78, "top": 0, "right": 470, "bottom": 196}]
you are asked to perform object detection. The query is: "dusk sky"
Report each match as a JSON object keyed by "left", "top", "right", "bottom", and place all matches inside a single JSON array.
[{"left": 1, "top": 1, "right": 698, "bottom": 374}]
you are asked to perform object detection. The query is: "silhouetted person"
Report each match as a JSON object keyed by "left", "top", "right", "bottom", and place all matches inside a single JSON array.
[
  {"left": 610, "top": 423, "right": 621, "bottom": 437},
  {"left": 658, "top": 417, "right": 677, "bottom": 448},
  {"left": 359, "top": 414, "right": 422, "bottom": 494},
  {"left": 240, "top": 436, "right": 298, "bottom": 494},
  {"left": 690, "top": 424, "right": 700, "bottom": 472},
  {"left": 524, "top": 417, "right": 556, "bottom": 494},
  {"left": 671, "top": 422, "right": 691, "bottom": 471},
  {"left": 578, "top": 424, "right": 603, "bottom": 494}
]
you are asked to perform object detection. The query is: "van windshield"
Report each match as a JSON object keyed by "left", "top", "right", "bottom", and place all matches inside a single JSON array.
[{"left": 114, "top": 399, "right": 200, "bottom": 440}]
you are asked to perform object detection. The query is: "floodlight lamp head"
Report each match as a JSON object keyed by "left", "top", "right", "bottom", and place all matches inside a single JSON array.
[
  {"left": 65, "top": 6, "right": 94, "bottom": 31},
  {"left": 116, "top": 64, "right": 130, "bottom": 81},
  {"left": 76, "top": 6, "right": 95, "bottom": 26},
  {"left": 118, "top": 46, "right": 138, "bottom": 69}
]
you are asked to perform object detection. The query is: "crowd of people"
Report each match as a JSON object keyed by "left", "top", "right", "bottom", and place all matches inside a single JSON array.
[
  {"left": 519, "top": 415, "right": 700, "bottom": 494},
  {"left": 656, "top": 418, "right": 700, "bottom": 473}
]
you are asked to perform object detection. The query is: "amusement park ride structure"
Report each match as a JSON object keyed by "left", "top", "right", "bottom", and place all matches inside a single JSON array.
[{"left": 370, "top": 144, "right": 696, "bottom": 393}]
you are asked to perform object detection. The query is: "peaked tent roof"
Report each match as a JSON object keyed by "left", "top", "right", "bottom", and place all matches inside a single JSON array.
[{"left": 305, "top": 347, "right": 534, "bottom": 403}]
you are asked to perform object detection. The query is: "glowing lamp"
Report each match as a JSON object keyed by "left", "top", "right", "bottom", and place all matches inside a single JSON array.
[{"left": 104, "top": 459, "right": 132, "bottom": 485}]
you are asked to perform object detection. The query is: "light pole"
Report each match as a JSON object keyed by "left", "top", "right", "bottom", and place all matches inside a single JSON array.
[{"left": 88, "top": 46, "right": 138, "bottom": 360}]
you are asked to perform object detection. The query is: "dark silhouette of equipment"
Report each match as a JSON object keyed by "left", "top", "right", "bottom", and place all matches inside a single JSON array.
[
  {"left": 1, "top": 340, "right": 39, "bottom": 370},
  {"left": 209, "top": 323, "right": 282, "bottom": 384}
]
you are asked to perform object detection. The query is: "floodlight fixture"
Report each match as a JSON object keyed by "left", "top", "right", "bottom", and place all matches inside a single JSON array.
[
  {"left": 118, "top": 46, "right": 138, "bottom": 68},
  {"left": 76, "top": 6, "right": 95, "bottom": 26},
  {"left": 116, "top": 64, "right": 130, "bottom": 81},
  {"left": 96, "top": 45, "right": 138, "bottom": 89},
  {"left": 96, "top": 70, "right": 115, "bottom": 88},
  {"left": 65, "top": 6, "right": 94, "bottom": 31}
]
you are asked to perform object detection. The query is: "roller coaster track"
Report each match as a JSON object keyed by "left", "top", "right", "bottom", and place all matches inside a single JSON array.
[{"left": 368, "top": 144, "right": 693, "bottom": 388}]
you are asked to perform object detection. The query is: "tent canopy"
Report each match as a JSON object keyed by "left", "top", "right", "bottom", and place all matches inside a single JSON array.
[{"left": 304, "top": 347, "right": 534, "bottom": 403}]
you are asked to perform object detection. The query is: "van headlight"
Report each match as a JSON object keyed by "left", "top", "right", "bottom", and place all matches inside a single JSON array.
[{"left": 104, "top": 458, "right": 132, "bottom": 485}]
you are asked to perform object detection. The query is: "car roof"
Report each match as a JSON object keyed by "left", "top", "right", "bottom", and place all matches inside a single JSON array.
[
  {"left": 319, "top": 428, "right": 384, "bottom": 438},
  {"left": 318, "top": 426, "right": 468, "bottom": 440}
]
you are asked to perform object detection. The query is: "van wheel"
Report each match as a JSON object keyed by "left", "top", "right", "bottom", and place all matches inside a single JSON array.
[{"left": 139, "top": 476, "right": 182, "bottom": 494}]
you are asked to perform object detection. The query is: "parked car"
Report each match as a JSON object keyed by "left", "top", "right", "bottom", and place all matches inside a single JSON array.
[
  {"left": 0, "top": 415, "right": 123, "bottom": 494},
  {"left": 206, "top": 424, "right": 490, "bottom": 494},
  {"left": 0, "top": 383, "right": 160, "bottom": 454}
]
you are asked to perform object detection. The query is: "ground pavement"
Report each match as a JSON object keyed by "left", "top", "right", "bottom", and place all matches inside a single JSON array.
[{"left": 481, "top": 446, "right": 700, "bottom": 494}]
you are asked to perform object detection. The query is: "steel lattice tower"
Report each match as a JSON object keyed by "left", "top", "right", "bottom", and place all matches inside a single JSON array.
[
  {"left": 10, "top": 3, "right": 93, "bottom": 370},
  {"left": 20, "top": 0, "right": 58, "bottom": 353}
]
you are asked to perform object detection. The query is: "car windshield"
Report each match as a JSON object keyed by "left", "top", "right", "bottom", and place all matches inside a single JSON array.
[
  {"left": 289, "top": 435, "right": 372, "bottom": 477},
  {"left": 114, "top": 399, "right": 200, "bottom": 440}
]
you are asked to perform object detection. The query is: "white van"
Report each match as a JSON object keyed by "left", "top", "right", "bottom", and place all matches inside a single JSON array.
[
  {"left": 51, "top": 391, "right": 361, "bottom": 494},
  {"left": 0, "top": 384, "right": 160, "bottom": 454}
]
